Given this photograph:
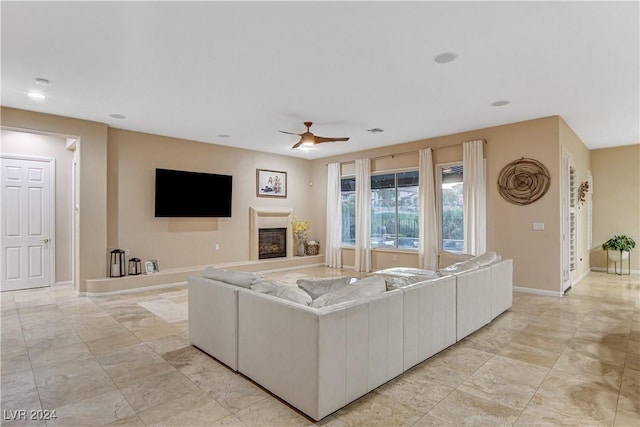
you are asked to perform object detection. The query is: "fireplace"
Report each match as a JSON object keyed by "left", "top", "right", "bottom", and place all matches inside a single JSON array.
[
  {"left": 249, "top": 207, "right": 293, "bottom": 260},
  {"left": 258, "top": 228, "right": 287, "bottom": 259}
]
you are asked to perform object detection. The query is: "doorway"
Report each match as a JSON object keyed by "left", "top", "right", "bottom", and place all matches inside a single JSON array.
[{"left": 1, "top": 128, "right": 77, "bottom": 292}]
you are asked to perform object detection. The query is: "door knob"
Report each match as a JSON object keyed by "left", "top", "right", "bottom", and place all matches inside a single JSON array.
[{"left": 42, "top": 238, "right": 49, "bottom": 244}]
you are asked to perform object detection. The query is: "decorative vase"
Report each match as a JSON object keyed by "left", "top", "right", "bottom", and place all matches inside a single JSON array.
[{"left": 298, "top": 240, "right": 305, "bottom": 256}]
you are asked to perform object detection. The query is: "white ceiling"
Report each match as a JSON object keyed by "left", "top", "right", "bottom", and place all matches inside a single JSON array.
[{"left": 2, "top": 1, "right": 638, "bottom": 159}]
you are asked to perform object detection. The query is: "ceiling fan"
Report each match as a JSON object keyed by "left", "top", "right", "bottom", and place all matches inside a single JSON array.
[{"left": 280, "top": 122, "right": 349, "bottom": 149}]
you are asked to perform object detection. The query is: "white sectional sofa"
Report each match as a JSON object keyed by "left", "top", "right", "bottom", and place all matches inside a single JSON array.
[
  {"left": 188, "top": 252, "right": 512, "bottom": 421},
  {"left": 238, "top": 288, "right": 404, "bottom": 420}
]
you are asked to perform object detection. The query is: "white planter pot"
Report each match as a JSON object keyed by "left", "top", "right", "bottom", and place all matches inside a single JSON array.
[{"left": 607, "top": 249, "right": 630, "bottom": 262}]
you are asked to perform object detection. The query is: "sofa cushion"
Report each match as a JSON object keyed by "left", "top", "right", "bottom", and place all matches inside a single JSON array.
[
  {"left": 470, "top": 251, "right": 501, "bottom": 266},
  {"left": 251, "top": 279, "right": 312, "bottom": 306},
  {"left": 250, "top": 278, "right": 279, "bottom": 293},
  {"left": 439, "top": 251, "right": 474, "bottom": 268},
  {"left": 439, "top": 260, "right": 480, "bottom": 275},
  {"left": 310, "top": 275, "right": 386, "bottom": 308},
  {"left": 203, "top": 267, "right": 261, "bottom": 288},
  {"left": 371, "top": 268, "right": 440, "bottom": 290},
  {"left": 296, "top": 276, "right": 352, "bottom": 299}
]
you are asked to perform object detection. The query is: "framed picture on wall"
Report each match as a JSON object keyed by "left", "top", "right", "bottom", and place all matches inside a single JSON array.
[{"left": 256, "top": 169, "right": 287, "bottom": 198}]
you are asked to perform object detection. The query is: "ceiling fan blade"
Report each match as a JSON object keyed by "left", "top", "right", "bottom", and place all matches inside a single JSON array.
[
  {"left": 279, "top": 130, "right": 303, "bottom": 136},
  {"left": 291, "top": 138, "right": 305, "bottom": 149},
  {"left": 314, "top": 136, "right": 350, "bottom": 144}
]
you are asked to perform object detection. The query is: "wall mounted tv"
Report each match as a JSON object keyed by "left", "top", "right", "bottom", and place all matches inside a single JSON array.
[{"left": 155, "top": 168, "right": 232, "bottom": 217}]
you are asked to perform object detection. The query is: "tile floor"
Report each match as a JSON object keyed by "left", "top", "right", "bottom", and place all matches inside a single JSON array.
[{"left": 1, "top": 269, "right": 638, "bottom": 426}]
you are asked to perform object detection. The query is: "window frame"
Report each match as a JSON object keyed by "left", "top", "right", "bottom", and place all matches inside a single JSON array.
[{"left": 340, "top": 168, "right": 419, "bottom": 251}]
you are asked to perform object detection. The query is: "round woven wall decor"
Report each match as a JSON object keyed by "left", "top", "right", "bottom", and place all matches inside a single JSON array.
[{"left": 497, "top": 157, "right": 550, "bottom": 205}]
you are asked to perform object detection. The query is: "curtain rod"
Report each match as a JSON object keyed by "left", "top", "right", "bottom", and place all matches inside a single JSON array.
[{"left": 326, "top": 139, "right": 486, "bottom": 166}]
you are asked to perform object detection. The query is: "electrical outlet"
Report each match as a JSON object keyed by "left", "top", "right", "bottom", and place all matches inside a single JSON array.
[
  {"left": 532, "top": 222, "right": 545, "bottom": 231},
  {"left": 392, "top": 254, "right": 398, "bottom": 261},
  {"left": 124, "top": 249, "right": 130, "bottom": 256},
  {"left": 215, "top": 243, "right": 220, "bottom": 251}
]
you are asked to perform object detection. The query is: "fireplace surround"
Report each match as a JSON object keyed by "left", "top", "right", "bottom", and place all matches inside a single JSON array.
[{"left": 249, "top": 207, "right": 294, "bottom": 260}]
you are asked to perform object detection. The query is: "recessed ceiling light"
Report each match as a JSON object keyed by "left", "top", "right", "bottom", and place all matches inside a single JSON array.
[
  {"left": 218, "top": 134, "right": 230, "bottom": 138},
  {"left": 491, "top": 100, "right": 510, "bottom": 107},
  {"left": 109, "top": 113, "right": 126, "bottom": 119},
  {"left": 27, "top": 91, "right": 45, "bottom": 100},
  {"left": 434, "top": 52, "right": 457, "bottom": 64},
  {"left": 367, "top": 128, "right": 384, "bottom": 133},
  {"left": 35, "top": 78, "right": 50, "bottom": 86}
]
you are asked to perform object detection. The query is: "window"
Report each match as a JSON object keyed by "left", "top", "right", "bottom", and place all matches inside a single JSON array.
[
  {"left": 371, "top": 171, "right": 419, "bottom": 250},
  {"left": 340, "top": 171, "right": 419, "bottom": 249},
  {"left": 439, "top": 164, "right": 464, "bottom": 253},
  {"left": 341, "top": 177, "right": 356, "bottom": 245}
]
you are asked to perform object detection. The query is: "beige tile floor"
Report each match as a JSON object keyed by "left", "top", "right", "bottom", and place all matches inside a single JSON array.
[{"left": 1, "top": 269, "right": 638, "bottom": 426}]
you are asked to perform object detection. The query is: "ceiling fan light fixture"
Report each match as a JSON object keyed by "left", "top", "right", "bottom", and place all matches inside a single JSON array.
[{"left": 282, "top": 121, "right": 349, "bottom": 150}]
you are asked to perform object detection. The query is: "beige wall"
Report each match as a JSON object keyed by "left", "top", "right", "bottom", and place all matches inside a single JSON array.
[
  {"left": 4, "top": 105, "right": 629, "bottom": 292},
  {"left": 1, "top": 129, "right": 74, "bottom": 284},
  {"left": 1, "top": 107, "right": 108, "bottom": 293},
  {"left": 312, "top": 116, "right": 566, "bottom": 292},
  {"left": 107, "top": 128, "right": 314, "bottom": 269},
  {"left": 591, "top": 145, "right": 640, "bottom": 271}
]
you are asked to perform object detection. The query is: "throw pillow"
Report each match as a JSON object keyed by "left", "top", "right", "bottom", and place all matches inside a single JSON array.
[
  {"left": 310, "top": 275, "right": 386, "bottom": 308},
  {"left": 271, "top": 286, "right": 313, "bottom": 306},
  {"left": 438, "top": 251, "right": 474, "bottom": 269},
  {"left": 379, "top": 273, "right": 442, "bottom": 290},
  {"left": 440, "top": 260, "right": 480, "bottom": 274},
  {"left": 250, "top": 278, "right": 279, "bottom": 293},
  {"left": 203, "top": 267, "right": 261, "bottom": 288},
  {"left": 470, "top": 251, "right": 501, "bottom": 266},
  {"left": 296, "top": 276, "right": 352, "bottom": 299},
  {"left": 251, "top": 279, "right": 312, "bottom": 305}
]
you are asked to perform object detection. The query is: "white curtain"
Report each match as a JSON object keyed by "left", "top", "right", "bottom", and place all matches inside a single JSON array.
[
  {"left": 325, "top": 163, "right": 342, "bottom": 268},
  {"left": 354, "top": 158, "right": 371, "bottom": 272},
  {"left": 418, "top": 148, "right": 438, "bottom": 270},
  {"left": 463, "top": 140, "right": 487, "bottom": 255}
]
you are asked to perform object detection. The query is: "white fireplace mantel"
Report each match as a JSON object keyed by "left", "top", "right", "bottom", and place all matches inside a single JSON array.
[{"left": 249, "top": 207, "right": 294, "bottom": 260}]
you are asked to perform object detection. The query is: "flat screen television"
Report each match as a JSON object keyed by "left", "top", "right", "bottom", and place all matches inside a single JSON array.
[{"left": 155, "top": 168, "right": 232, "bottom": 217}]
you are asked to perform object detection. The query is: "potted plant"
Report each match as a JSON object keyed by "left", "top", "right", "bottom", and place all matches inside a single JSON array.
[{"left": 602, "top": 235, "right": 636, "bottom": 262}]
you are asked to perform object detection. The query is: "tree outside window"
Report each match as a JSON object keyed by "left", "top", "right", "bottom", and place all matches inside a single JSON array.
[{"left": 440, "top": 164, "right": 464, "bottom": 253}]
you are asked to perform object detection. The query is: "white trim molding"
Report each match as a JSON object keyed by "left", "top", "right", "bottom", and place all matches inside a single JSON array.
[
  {"left": 78, "top": 281, "right": 187, "bottom": 297},
  {"left": 55, "top": 281, "right": 73, "bottom": 287},
  {"left": 513, "top": 286, "right": 564, "bottom": 297},
  {"left": 591, "top": 267, "right": 640, "bottom": 275}
]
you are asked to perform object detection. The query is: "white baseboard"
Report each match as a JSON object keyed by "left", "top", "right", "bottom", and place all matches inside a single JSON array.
[
  {"left": 54, "top": 281, "right": 73, "bottom": 287},
  {"left": 591, "top": 267, "right": 640, "bottom": 275},
  {"left": 78, "top": 281, "right": 187, "bottom": 297},
  {"left": 512, "top": 286, "right": 564, "bottom": 297}
]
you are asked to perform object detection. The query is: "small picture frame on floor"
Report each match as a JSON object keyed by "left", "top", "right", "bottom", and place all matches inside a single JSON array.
[{"left": 145, "top": 260, "right": 159, "bottom": 274}]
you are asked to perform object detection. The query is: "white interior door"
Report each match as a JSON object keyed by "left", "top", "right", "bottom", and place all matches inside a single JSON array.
[{"left": 1, "top": 156, "right": 54, "bottom": 291}]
